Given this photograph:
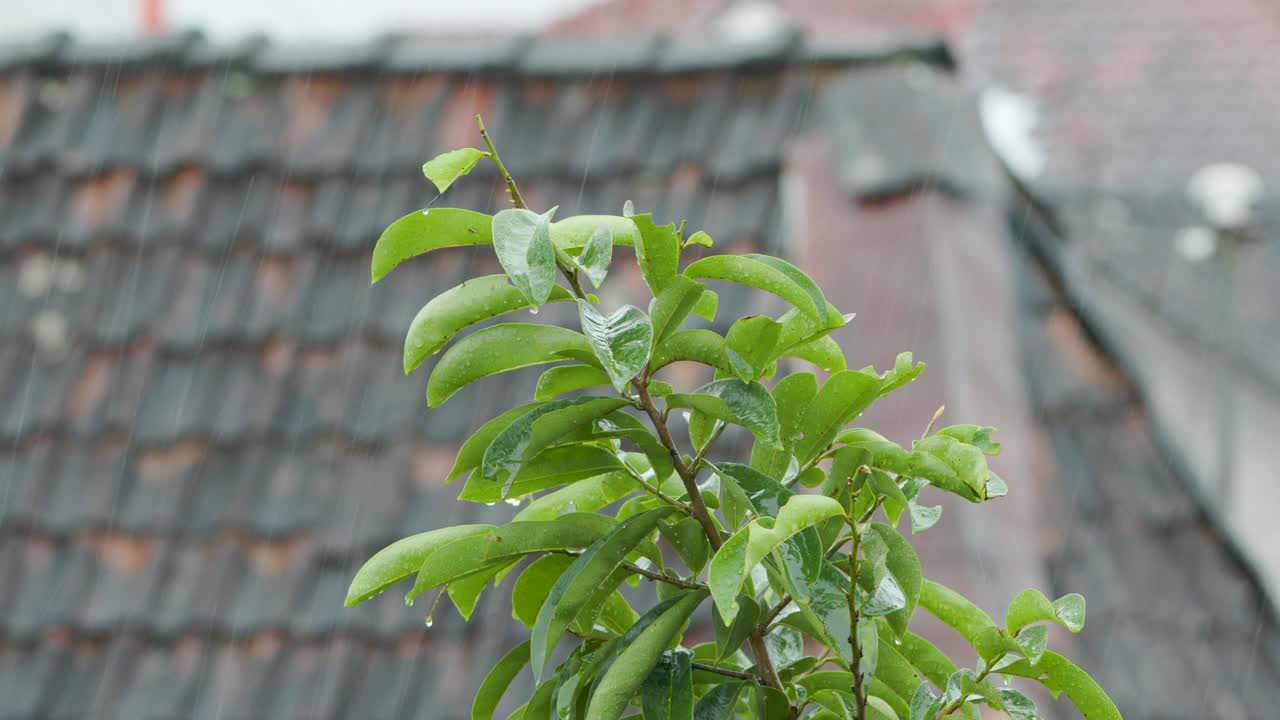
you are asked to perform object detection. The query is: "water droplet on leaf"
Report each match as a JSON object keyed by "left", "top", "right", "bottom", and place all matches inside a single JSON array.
[{"left": 405, "top": 596, "right": 414, "bottom": 608}]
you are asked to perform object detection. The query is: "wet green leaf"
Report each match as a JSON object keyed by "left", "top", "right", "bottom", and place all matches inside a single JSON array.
[
  {"left": 781, "top": 335, "right": 847, "bottom": 373},
  {"left": 460, "top": 444, "right": 624, "bottom": 503},
  {"left": 693, "top": 681, "right": 743, "bottom": 720},
  {"left": 651, "top": 329, "right": 731, "bottom": 373},
  {"left": 1000, "top": 652, "right": 1119, "bottom": 720},
  {"left": 371, "top": 208, "right": 491, "bottom": 283},
  {"left": 867, "top": 523, "right": 921, "bottom": 637},
  {"left": 423, "top": 147, "right": 489, "bottom": 193},
  {"left": 578, "top": 301, "right": 654, "bottom": 392},
  {"left": 479, "top": 397, "right": 626, "bottom": 491},
  {"left": 896, "top": 631, "right": 957, "bottom": 689},
  {"left": 725, "top": 316, "right": 782, "bottom": 380},
  {"left": 533, "top": 508, "right": 677, "bottom": 679},
  {"left": 447, "top": 402, "right": 542, "bottom": 484},
  {"left": 685, "top": 230, "right": 713, "bottom": 248},
  {"left": 404, "top": 275, "right": 574, "bottom": 374},
  {"left": 684, "top": 254, "right": 824, "bottom": 323},
  {"left": 918, "top": 579, "right": 997, "bottom": 645},
  {"left": 649, "top": 276, "right": 708, "bottom": 346},
  {"left": 632, "top": 214, "right": 681, "bottom": 295},
  {"left": 492, "top": 207, "right": 559, "bottom": 308},
  {"left": 796, "top": 370, "right": 881, "bottom": 464},
  {"left": 751, "top": 372, "right": 816, "bottom": 478},
  {"left": 659, "top": 516, "right": 710, "bottom": 575},
  {"left": 569, "top": 222, "right": 614, "bottom": 288},
  {"left": 515, "top": 471, "right": 637, "bottom": 522},
  {"left": 447, "top": 559, "right": 513, "bottom": 620},
  {"left": 641, "top": 649, "right": 693, "bottom": 720},
  {"left": 713, "top": 592, "right": 759, "bottom": 661},
  {"left": 875, "top": 352, "right": 924, "bottom": 397},
  {"left": 667, "top": 379, "right": 780, "bottom": 448},
  {"left": 346, "top": 524, "right": 493, "bottom": 606},
  {"left": 935, "top": 425, "right": 1001, "bottom": 456},
  {"left": 409, "top": 514, "right": 617, "bottom": 602},
  {"left": 551, "top": 215, "right": 640, "bottom": 250},
  {"left": 909, "top": 436, "right": 989, "bottom": 503},
  {"left": 427, "top": 323, "right": 593, "bottom": 406},
  {"left": 472, "top": 641, "right": 531, "bottom": 720},
  {"left": 534, "top": 365, "right": 614, "bottom": 401},
  {"left": 709, "top": 494, "right": 844, "bottom": 622},
  {"left": 1006, "top": 589, "right": 1086, "bottom": 635},
  {"left": 585, "top": 590, "right": 708, "bottom": 720}
]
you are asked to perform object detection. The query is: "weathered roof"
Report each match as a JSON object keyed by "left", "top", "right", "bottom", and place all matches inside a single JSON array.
[
  {"left": 1012, "top": 201, "right": 1280, "bottom": 719},
  {"left": 0, "top": 29, "right": 977, "bottom": 719}
]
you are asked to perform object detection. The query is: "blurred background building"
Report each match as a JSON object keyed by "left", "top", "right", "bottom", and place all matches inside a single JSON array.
[{"left": 0, "top": 0, "right": 1277, "bottom": 718}]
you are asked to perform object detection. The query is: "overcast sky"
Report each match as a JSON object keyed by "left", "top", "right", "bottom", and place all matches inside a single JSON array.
[{"left": 1, "top": 0, "right": 602, "bottom": 40}]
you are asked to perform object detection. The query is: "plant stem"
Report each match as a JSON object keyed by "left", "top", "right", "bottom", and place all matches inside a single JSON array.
[
  {"left": 621, "top": 561, "right": 707, "bottom": 590},
  {"left": 847, "top": 478, "right": 867, "bottom": 720},
  {"left": 936, "top": 655, "right": 1004, "bottom": 715},
  {"left": 691, "top": 662, "right": 760, "bottom": 683},
  {"left": 623, "top": 465, "right": 694, "bottom": 514},
  {"left": 634, "top": 377, "right": 722, "bottom": 552},
  {"left": 477, "top": 115, "right": 526, "bottom": 210},
  {"left": 634, "top": 374, "right": 789, "bottom": 702}
]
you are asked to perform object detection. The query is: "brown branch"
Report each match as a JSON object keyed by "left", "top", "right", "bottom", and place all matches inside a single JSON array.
[{"left": 691, "top": 662, "right": 761, "bottom": 683}]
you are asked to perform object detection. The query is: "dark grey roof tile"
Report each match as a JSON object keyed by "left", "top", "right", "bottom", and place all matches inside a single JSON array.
[
  {"left": 658, "top": 30, "right": 800, "bottom": 72},
  {"left": 0, "top": 641, "right": 61, "bottom": 718},
  {"left": 110, "top": 642, "right": 205, "bottom": 720},
  {"left": 385, "top": 35, "right": 530, "bottom": 73},
  {"left": 521, "top": 34, "right": 664, "bottom": 75},
  {"left": 80, "top": 536, "right": 165, "bottom": 632}
]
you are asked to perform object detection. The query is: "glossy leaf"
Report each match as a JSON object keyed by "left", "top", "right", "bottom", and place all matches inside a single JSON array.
[
  {"left": 651, "top": 329, "right": 731, "bottom": 373},
  {"left": 404, "top": 275, "right": 574, "bottom": 374},
  {"left": 909, "top": 436, "right": 990, "bottom": 503},
  {"left": 752, "top": 372, "right": 817, "bottom": 478},
  {"left": 709, "top": 494, "right": 844, "bottom": 621},
  {"left": 782, "top": 335, "right": 847, "bottom": 373},
  {"left": 713, "top": 592, "right": 759, "bottom": 661},
  {"left": 551, "top": 215, "right": 640, "bottom": 249},
  {"left": 684, "top": 254, "right": 823, "bottom": 322},
  {"left": 346, "top": 524, "right": 492, "bottom": 606},
  {"left": 1007, "top": 589, "right": 1086, "bottom": 635},
  {"left": 660, "top": 516, "right": 710, "bottom": 575},
  {"left": 472, "top": 640, "right": 531, "bottom": 720},
  {"left": 641, "top": 649, "right": 693, "bottom": 720},
  {"left": 787, "top": 560, "right": 853, "bottom": 664},
  {"left": 534, "top": 365, "right": 614, "bottom": 401},
  {"left": 447, "top": 403, "right": 541, "bottom": 484},
  {"left": 795, "top": 370, "right": 881, "bottom": 463},
  {"left": 423, "top": 147, "right": 489, "bottom": 193},
  {"left": 875, "top": 352, "right": 924, "bottom": 397},
  {"left": 725, "top": 315, "right": 782, "bottom": 380},
  {"left": 428, "top": 324, "right": 593, "bottom": 406},
  {"left": 578, "top": 301, "right": 654, "bottom": 392},
  {"left": 514, "top": 471, "right": 637, "bottom": 522},
  {"left": 409, "top": 514, "right": 617, "bottom": 602},
  {"left": 896, "top": 631, "right": 957, "bottom": 689},
  {"left": 492, "top": 207, "right": 559, "bottom": 308},
  {"left": 997, "top": 687, "right": 1039, "bottom": 720},
  {"left": 569, "top": 222, "right": 613, "bottom": 288},
  {"left": 666, "top": 379, "right": 780, "bottom": 448},
  {"left": 585, "top": 590, "right": 708, "bottom": 720},
  {"left": 833, "top": 429, "right": 911, "bottom": 474},
  {"left": 685, "top": 230, "right": 713, "bottom": 248},
  {"left": 692, "top": 681, "right": 743, "bottom": 720},
  {"left": 935, "top": 424, "right": 1001, "bottom": 456},
  {"left": 632, "top": 214, "right": 681, "bottom": 295},
  {"left": 479, "top": 397, "right": 626, "bottom": 490},
  {"left": 1000, "top": 652, "right": 1120, "bottom": 720},
  {"left": 649, "top": 276, "right": 708, "bottom": 346},
  {"left": 867, "top": 523, "right": 922, "bottom": 637},
  {"left": 918, "top": 579, "right": 998, "bottom": 644},
  {"left": 448, "top": 560, "right": 512, "bottom": 620},
  {"left": 532, "top": 508, "right": 677, "bottom": 679},
  {"left": 371, "top": 208, "right": 491, "bottom": 283},
  {"left": 461, "top": 444, "right": 625, "bottom": 503}
]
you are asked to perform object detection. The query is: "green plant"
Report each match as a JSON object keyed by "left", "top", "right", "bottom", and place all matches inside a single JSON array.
[{"left": 346, "top": 118, "right": 1121, "bottom": 720}]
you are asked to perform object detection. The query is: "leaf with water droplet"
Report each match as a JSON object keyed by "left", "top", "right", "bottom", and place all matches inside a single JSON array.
[
  {"left": 371, "top": 208, "right": 492, "bottom": 283},
  {"left": 666, "top": 378, "right": 781, "bottom": 449},
  {"left": 492, "top": 207, "right": 559, "bottom": 308},
  {"left": 577, "top": 300, "right": 654, "bottom": 393},
  {"left": 422, "top": 147, "right": 490, "bottom": 193}
]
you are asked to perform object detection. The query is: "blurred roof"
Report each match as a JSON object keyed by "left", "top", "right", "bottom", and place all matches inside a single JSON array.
[{"left": 0, "top": 28, "right": 998, "bottom": 719}]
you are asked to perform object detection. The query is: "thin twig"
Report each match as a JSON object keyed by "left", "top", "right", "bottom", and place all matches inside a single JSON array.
[
  {"left": 477, "top": 115, "right": 526, "bottom": 210},
  {"left": 622, "top": 562, "right": 707, "bottom": 591},
  {"left": 691, "top": 662, "right": 760, "bottom": 683},
  {"left": 624, "top": 466, "right": 694, "bottom": 514}
]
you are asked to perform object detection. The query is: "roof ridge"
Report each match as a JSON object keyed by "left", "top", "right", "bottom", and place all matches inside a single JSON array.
[{"left": 0, "top": 28, "right": 954, "bottom": 75}]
